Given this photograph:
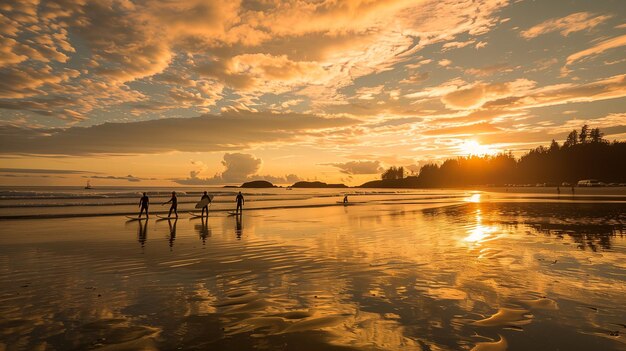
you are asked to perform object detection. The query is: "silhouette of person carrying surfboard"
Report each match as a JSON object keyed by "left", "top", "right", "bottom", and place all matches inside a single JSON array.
[
  {"left": 162, "top": 191, "right": 178, "bottom": 218},
  {"left": 138, "top": 192, "right": 149, "bottom": 218},
  {"left": 201, "top": 191, "right": 212, "bottom": 217},
  {"left": 235, "top": 191, "right": 244, "bottom": 214}
]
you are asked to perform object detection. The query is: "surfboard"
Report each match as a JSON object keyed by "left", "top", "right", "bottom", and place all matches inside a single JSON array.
[
  {"left": 227, "top": 211, "right": 241, "bottom": 216},
  {"left": 156, "top": 215, "right": 181, "bottom": 219},
  {"left": 126, "top": 216, "right": 148, "bottom": 220},
  {"left": 195, "top": 195, "right": 214, "bottom": 209}
]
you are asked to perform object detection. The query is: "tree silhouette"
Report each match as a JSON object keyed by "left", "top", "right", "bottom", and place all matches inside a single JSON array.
[
  {"left": 590, "top": 128, "right": 604, "bottom": 143},
  {"left": 564, "top": 129, "right": 578, "bottom": 147},
  {"left": 579, "top": 124, "right": 589, "bottom": 144},
  {"left": 381, "top": 166, "right": 404, "bottom": 180}
]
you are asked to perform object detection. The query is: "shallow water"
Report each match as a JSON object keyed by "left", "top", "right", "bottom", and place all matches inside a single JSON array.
[{"left": 0, "top": 196, "right": 625, "bottom": 350}]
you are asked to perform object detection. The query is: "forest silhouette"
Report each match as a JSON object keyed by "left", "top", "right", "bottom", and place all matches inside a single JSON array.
[{"left": 360, "top": 125, "right": 626, "bottom": 188}]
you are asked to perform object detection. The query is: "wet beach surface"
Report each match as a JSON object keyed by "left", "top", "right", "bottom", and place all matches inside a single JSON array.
[{"left": 0, "top": 197, "right": 625, "bottom": 350}]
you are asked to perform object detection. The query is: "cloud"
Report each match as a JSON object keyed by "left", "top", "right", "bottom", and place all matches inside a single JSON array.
[
  {"left": 220, "top": 153, "right": 262, "bottom": 183},
  {"left": 442, "top": 40, "right": 475, "bottom": 51},
  {"left": 1, "top": 0, "right": 510, "bottom": 122},
  {"left": 547, "top": 113, "right": 626, "bottom": 135},
  {"left": 465, "top": 63, "right": 515, "bottom": 77},
  {"left": 565, "top": 34, "right": 626, "bottom": 67},
  {"left": 421, "top": 122, "right": 501, "bottom": 136},
  {"left": 88, "top": 174, "right": 145, "bottom": 182},
  {"left": 521, "top": 12, "right": 612, "bottom": 39},
  {"left": 354, "top": 85, "right": 385, "bottom": 100},
  {"left": 326, "top": 160, "right": 383, "bottom": 175},
  {"left": 483, "top": 74, "right": 626, "bottom": 110},
  {"left": 399, "top": 72, "right": 429, "bottom": 84},
  {"left": 0, "top": 168, "right": 94, "bottom": 174},
  {"left": 0, "top": 65, "right": 80, "bottom": 99},
  {"left": 414, "top": 74, "right": 626, "bottom": 114},
  {"left": 174, "top": 153, "right": 302, "bottom": 185},
  {"left": 441, "top": 79, "right": 536, "bottom": 110},
  {"left": 0, "top": 111, "right": 358, "bottom": 155}
]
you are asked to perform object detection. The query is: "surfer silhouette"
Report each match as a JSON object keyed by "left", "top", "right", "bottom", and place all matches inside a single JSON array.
[
  {"left": 201, "top": 191, "right": 212, "bottom": 217},
  {"left": 138, "top": 192, "right": 149, "bottom": 218},
  {"left": 235, "top": 191, "right": 244, "bottom": 214},
  {"left": 343, "top": 194, "right": 348, "bottom": 204},
  {"left": 162, "top": 191, "right": 178, "bottom": 217}
]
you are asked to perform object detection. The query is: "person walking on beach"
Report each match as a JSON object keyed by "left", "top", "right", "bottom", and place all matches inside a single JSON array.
[
  {"left": 201, "top": 191, "right": 212, "bottom": 217},
  {"left": 138, "top": 192, "right": 149, "bottom": 218},
  {"left": 162, "top": 191, "right": 178, "bottom": 218},
  {"left": 235, "top": 191, "right": 244, "bottom": 214},
  {"left": 343, "top": 194, "right": 349, "bottom": 204}
]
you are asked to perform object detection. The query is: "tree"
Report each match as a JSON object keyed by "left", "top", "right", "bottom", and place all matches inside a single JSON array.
[
  {"left": 590, "top": 128, "right": 604, "bottom": 143},
  {"left": 549, "top": 139, "right": 560, "bottom": 152},
  {"left": 381, "top": 166, "right": 404, "bottom": 180},
  {"left": 564, "top": 130, "right": 578, "bottom": 147},
  {"left": 579, "top": 124, "right": 589, "bottom": 143}
]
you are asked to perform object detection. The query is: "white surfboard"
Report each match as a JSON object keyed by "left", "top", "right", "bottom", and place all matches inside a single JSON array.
[
  {"left": 195, "top": 195, "right": 214, "bottom": 209},
  {"left": 156, "top": 215, "right": 181, "bottom": 219}
]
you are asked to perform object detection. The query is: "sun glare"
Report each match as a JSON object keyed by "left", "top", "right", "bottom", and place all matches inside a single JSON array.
[{"left": 459, "top": 140, "right": 497, "bottom": 156}]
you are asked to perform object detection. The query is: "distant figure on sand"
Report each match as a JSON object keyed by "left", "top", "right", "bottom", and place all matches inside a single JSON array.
[
  {"left": 138, "top": 192, "right": 149, "bottom": 218},
  {"left": 162, "top": 191, "right": 178, "bottom": 217},
  {"left": 201, "top": 191, "right": 212, "bottom": 217},
  {"left": 235, "top": 191, "right": 244, "bottom": 214},
  {"left": 343, "top": 194, "right": 348, "bottom": 204}
]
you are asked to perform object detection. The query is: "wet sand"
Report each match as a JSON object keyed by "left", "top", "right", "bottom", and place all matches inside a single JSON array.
[{"left": 0, "top": 198, "right": 625, "bottom": 350}]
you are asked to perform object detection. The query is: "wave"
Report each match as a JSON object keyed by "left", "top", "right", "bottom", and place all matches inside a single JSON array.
[{"left": 0, "top": 199, "right": 464, "bottom": 220}]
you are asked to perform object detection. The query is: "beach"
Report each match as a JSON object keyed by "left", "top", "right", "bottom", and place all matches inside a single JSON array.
[{"left": 0, "top": 189, "right": 625, "bottom": 350}]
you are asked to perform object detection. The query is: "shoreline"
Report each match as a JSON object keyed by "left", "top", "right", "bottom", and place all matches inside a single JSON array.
[{"left": 2, "top": 191, "right": 626, "bottom": 220}]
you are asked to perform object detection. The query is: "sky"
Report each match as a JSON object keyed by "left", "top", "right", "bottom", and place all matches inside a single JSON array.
[{"left": 0, "top": 0, "right": 625, "bottom": 186}]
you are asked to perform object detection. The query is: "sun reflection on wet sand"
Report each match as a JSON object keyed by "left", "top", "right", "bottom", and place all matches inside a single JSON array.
[
  {"left": 465, "top": 193, "right": 482, "bottom": 203},
  {"left": 0, "top": 199, "right": 624, "bottom": 350},
  {"left": 463, "top": 209, "right": 500, "bottom": 245}
]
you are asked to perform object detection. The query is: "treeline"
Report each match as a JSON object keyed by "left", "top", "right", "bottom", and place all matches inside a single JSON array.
[{"left": 361, "top": 125, "right": 626, "bottom": 188}]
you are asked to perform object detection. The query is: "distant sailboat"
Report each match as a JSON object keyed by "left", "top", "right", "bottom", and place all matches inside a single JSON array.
[{"left": 84, "top": 180, "right": 93, "bottom": 189}]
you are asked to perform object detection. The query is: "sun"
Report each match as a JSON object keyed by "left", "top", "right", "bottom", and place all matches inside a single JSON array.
[{"left": 459, "top": 140, "right": 497, "bottom": 156}]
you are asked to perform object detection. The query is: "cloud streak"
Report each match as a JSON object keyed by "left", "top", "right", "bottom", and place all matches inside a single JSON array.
[
  {"left": 0, "top": 111, "right": 358, "bottom": 155},
  {"left": 521, "top": 12, "right": 611, "bottom": 39}
]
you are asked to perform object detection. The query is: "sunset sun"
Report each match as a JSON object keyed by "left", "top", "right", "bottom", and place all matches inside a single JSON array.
[{"left": 459, "top": 140, "right": 498, "bottom": 156}]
